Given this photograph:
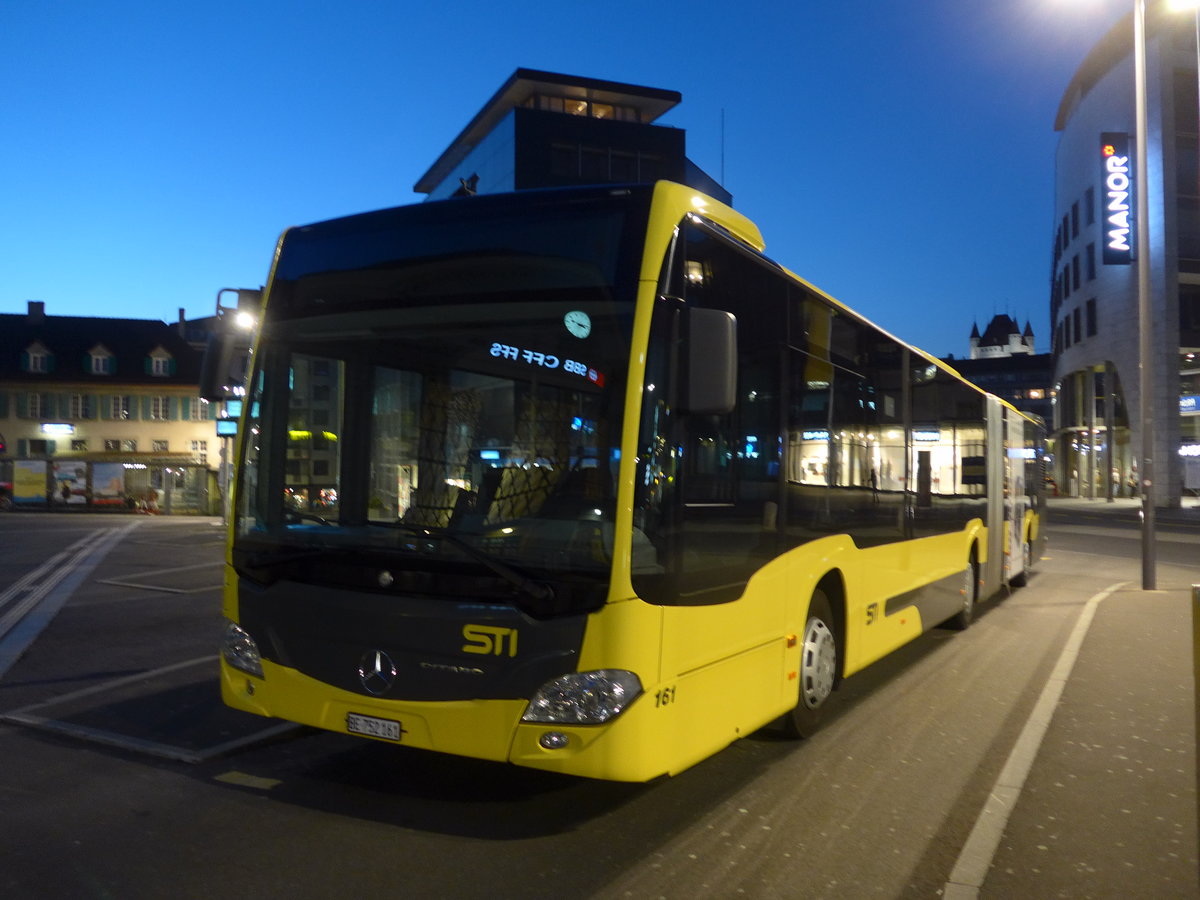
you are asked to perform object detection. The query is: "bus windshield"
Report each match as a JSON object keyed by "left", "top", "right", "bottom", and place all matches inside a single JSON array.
[{"left": 233, "top": 190, "right": 647, "bottom": 613}]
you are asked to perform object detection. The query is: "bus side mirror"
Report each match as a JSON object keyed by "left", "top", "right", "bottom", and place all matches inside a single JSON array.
[
  {"left": 685, "top": 308, "right": 737, "bottom": 415},
  {"left": 199, "top": 331, "right": 237, "bottom": 401}
]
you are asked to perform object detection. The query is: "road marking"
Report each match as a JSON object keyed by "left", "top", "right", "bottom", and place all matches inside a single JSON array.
[
  {"left": 1, "top": 656, "right": 301, "bottom": 763},
  {"left": 97, "top": 560, "right": 224, "bottom": 594},
  {"left": 214, "top": 770, "right": 283, "bottom": 790},
  {"left": 941, "top": 580, "right": 1128, "bottom": 900},
  {"left": 0, "top": 521, "right": 142, "bottom": 676}
]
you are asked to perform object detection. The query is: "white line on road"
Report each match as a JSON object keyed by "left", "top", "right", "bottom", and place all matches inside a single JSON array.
[
  {"left": 942, "top": 580, "right": 1129, "bottom": 900},
  {"left": 0, "top": 520, "right": 142, "bottom": 678}
]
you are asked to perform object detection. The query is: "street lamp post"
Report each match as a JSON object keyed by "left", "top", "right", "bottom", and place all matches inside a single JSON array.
[{"left": 1134, "top": 0, "right": 1156, "bottom": 589}]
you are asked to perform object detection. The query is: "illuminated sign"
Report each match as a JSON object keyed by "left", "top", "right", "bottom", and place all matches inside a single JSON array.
[
  {"left": 479, "top": 450, "right": 501, "bottom": 461},
  {"left": 1181, "top": 444, "right": 1200, "bottom": 457},
  {"left": 913, "top": 430, "right": 940, "bottom": 442},
  {"left": 216, "top": 419, "right": 238, "bottom": 437},
  {"left": 802, "top": 430, "right": 830, "bottom": 441},
  {"left": 40, "top": 423, "right": 75, "bottom": 435},
  {"left": 1181, "top": 395, "right": 1199, "bottom": 414},
  {"left": 1101, "top": 133, "right": 1134, "bottom": 265},
  {"left": 489, "top": 343, "right": 605, "bottom": 386}
]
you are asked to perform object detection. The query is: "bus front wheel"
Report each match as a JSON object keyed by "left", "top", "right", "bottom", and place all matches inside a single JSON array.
[{"left": 781, "top": 589, "right": 837, "bottom": 738}]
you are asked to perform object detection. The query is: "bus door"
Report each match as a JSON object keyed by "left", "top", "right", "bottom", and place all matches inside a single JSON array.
[{"left": 1003, "top": 408, "right": 1028, "bottom": 582}]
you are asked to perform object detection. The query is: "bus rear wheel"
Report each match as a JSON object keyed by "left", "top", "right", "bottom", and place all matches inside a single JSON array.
[
  {"left": 780, "top": 589, "right": 837, "bottom": 738},
  {"left": 947, "top": 551, "right": 978, "bottom": 630},
  {"left": 1011, "top": 539, "right": 1032, "bottom": 587}
]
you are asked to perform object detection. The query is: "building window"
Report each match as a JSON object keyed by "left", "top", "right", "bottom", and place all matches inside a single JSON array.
[
  {"left": 191, "top": 439, "right": 207, "bottom": 464},
  {"left": 151, "top": 356, "right": 171, "bottom": 376},
  {"left": 1086, "top": 243, "right": 1096, "bottom": 281},
  {"left": 1072, "top": 254, "right": 1081, "bottom": 290},
  {"left": 1085, "top": 187, "right": 1096, "bottom": 225},
  {"left": 90, "top": 352, "right": 113, "bottom": 375},
  {"left": 27, "top": 392, "right": 53, "bottom": 418},
  {"left": 70, "top": 394, "right": 93, "bottom": 419},
  {"left": 29, "top": 439, "right": 48, "bottom": 455},
  {"left": 152, "top": 440, "right": 169, "bottom": 452},
  {"left": 1086, "top": 298, "right": 1098, "bottom": 336},
  {"left": 1072, "top": 201, "right": 1080, "bottom": 238},
  {"left": 71, "top": 439, "right": 88, "bottom": 451},
  {"left": 110, "top": 395, "right": 132, "bottom": 420},
  {"left": 1063, "top": 266, "right": 1071, "bottom": 299},
  {"left": 121, "top": 439, "right": 137, "bottom": 453},
  {"left": 189, "top": 398, "right": 210, "bottom": 422},
  {"left": 150, "top": 396, "right": 171, "bottom": 421},
  {"left": 24, "top": 344, "right": 51, "bottom": 373},
  {"left": 1073, "top": 307, "right": 1082, "bottom": 343},
  {"left": 104, "top": 439, "right": 120, "bottom": 452}
]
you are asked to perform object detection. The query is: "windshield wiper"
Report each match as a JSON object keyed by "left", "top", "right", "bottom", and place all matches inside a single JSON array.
[{"left": 369, "top": 521, "right": 555, "bottom": 607}]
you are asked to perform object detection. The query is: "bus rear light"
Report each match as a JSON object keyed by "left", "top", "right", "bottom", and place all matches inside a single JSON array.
[
  {"left": 521, "top": 670, "right": 642, "bottom": 725},
  {"left": 222, "top": 619, "right": 264, "bottom": 678}
]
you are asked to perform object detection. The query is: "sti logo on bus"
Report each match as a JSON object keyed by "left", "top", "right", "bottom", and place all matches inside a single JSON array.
[
  {"left": 1101, "top": 133, "right": 1134, "bottom": 265},
  {"left": 462, "top": 624, "right": 519, "bottom": 657}
]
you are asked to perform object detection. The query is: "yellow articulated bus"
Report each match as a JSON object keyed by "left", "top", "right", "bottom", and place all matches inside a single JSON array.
[{"left": 214, "top": 181, "right": 1045, "bottom": 782}]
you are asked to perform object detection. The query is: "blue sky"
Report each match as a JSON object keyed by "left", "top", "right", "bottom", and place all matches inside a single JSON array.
[{"left": 1, "top": 0, "right": 1131, "bottom": 358}]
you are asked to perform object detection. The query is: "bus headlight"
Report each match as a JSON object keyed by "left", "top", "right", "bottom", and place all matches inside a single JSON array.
[
  {"left": 521, "top": 670, "right": 642, "bottom": 725},
  {"left": 221, "top": 620, "right": 264, "bottom": 678}
]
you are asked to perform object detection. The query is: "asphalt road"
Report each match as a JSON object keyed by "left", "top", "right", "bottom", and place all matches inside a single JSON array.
[{"left": 0, "top": 509, "right": 1195, "bottom": 899}]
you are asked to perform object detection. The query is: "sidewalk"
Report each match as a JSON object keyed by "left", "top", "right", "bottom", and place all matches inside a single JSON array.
[
  {"left": 1045, "top": 493, "right": 1200, "bottom": 524},
  {"left": 945, "top": 502, "right": 1200, "bottom": 897},
  {"left": 972, "top": 580, "right": 1199, "bottom": 897}
]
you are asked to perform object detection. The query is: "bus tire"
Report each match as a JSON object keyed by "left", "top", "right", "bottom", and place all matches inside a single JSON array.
[
  {"left": 1010, "top": 539, "right": 1032, "bottom": 587},
  {"left": 947, "top": 550, "right": 978, "bottom": 630},
  {"left": 780, "top": 589, "right": 838, "bottom": 739}
]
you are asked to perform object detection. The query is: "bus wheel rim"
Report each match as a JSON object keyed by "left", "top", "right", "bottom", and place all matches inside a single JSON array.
[{"left": 801, "top": 619, "right": 836, "bottom": 709}]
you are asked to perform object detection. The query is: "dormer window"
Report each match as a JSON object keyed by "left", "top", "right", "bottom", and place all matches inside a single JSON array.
[
  {"left": 23, "top": 341, "right": 53, "bottom": 374},
  {"left": 89, "top": 344, "right": 114, "bottom": 375},
  {"left": 148, "top": 346, "right": 175, "bottom": 377}
]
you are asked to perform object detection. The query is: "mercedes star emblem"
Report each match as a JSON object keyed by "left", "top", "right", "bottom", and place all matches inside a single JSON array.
[{"left": 357, "top": 649, "right": 398, "bottom": 696}]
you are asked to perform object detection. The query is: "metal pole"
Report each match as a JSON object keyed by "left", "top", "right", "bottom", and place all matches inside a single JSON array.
[
  {"left": 1193, "top": 584, "right": 1200, "bottom": 849},
  {"left": 1105, "top": 363, "right": 1115, "bottom": 501},
  {"left": 1134, "top": 0, "right": 1157, "bottom": 589}
]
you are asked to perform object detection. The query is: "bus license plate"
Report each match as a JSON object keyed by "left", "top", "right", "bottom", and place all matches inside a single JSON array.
[{"left": 346, "top": 712, "right": 402, "bottom": 741}]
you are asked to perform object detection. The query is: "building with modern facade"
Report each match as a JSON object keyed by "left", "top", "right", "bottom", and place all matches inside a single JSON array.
[
  {"left": 1051, "top": 8, "right": 1200, "bottom": 503},
  {"left": 414, "top": 68, "right": 729, "bottom": 204},
  {"left": 0, "top": 301, "right": 218, "bottom": 512}
]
